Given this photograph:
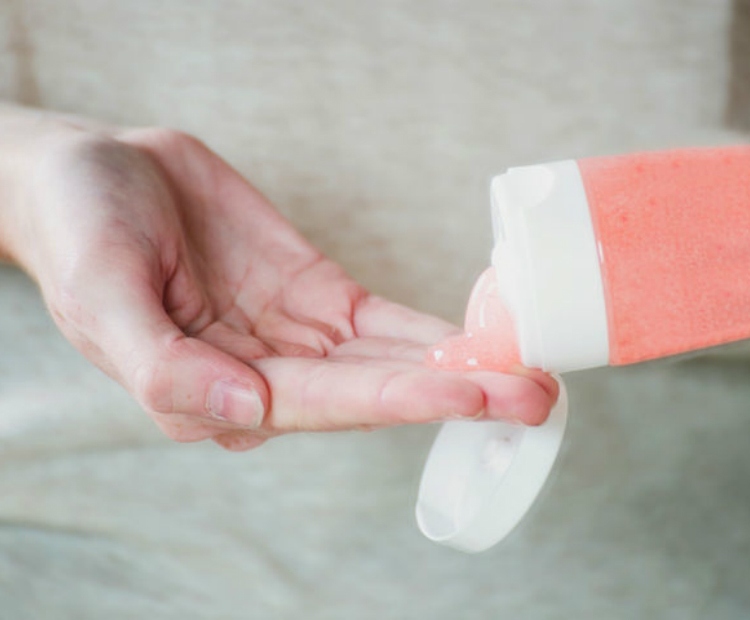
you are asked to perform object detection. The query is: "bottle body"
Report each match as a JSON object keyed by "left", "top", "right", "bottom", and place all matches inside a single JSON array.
[
  {"left": 580, "top": 148, "right": 750, "bottom": 365},
  {"left": 492, "top": 146, "right": 750, "bottom": 372}
]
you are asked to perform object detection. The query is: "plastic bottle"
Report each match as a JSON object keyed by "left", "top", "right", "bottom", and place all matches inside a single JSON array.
[
  {"left": 417, "top": 146, "right": 750, "bottom": 553},
  {"left": 484, "top": 147, "right": 750, "bottom": 372}
]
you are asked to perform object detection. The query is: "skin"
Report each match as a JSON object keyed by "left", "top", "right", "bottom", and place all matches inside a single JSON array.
[{"left": 0, "top": 104, "right": 557, "bottom": 451}]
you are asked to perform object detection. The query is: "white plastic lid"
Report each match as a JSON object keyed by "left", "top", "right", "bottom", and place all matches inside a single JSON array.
[
  {"left": 491, "top": 160, "right": 609, "bottom": 372},
  {"left": 416, "top": 377, "right": 568, "bottom": 553}
]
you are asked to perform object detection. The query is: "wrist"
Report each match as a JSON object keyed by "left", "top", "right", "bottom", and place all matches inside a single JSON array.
[{"left": 0, "top": 104, "right": 119, "bottom": 267}]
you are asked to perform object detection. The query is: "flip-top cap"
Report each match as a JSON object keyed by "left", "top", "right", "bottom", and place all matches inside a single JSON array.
[{"left": 416, "top": 377, "right": 568, "bottom": 553}]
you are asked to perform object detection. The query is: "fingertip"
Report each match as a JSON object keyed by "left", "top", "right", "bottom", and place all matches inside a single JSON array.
[
  {"left": 464, "top": 373, "right": 554, "bottom": 426},
  {"left": 513, "top": 385, "right": 554, "bottom": 426}
]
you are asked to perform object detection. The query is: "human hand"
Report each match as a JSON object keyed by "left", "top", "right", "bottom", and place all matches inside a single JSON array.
[{"left": 1, "top": 115, "right": 557, "bottom": 450}]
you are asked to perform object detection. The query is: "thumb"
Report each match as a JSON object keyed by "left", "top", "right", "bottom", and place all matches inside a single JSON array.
[
  {"left": 130, "top": 327, "right": 270, "bottom": 440},
  {"left": 53, "top": 271, "right": 269, "bottom": 442}
]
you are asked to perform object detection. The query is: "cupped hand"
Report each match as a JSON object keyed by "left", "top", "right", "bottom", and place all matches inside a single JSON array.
[{"left": 10, "top": 126, "right": 557, "bottom": 450}]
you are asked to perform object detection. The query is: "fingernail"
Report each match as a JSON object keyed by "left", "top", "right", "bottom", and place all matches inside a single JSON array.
[{"left": 207, "top": 382, "right": 265, "bottom": 429}]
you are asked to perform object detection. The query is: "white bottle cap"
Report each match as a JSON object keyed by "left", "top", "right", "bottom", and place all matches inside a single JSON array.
[
  {"left": 416, "top": 377, "right": 568, "bottom": 552},
  {"left": 491, "top": 160, "right": 610, "bottom": 372}
]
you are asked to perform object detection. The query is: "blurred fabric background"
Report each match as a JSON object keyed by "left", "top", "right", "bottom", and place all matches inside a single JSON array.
[{"left": 1, "top": 1, "right": 750, "bottom": 618}]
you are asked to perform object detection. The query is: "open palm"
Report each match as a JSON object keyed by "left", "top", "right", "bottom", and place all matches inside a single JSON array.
[{"left": 24, "top": 127, "right": 556, "bottom": 451}]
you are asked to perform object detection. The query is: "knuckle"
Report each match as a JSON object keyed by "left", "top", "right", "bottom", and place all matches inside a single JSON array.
[
  {"left": 375, "top": 371, "right": 400, "bottom": 408},
  {"left": 51, "top": 282, "right": 83, "bottom": 326},
  {"left": 37, "top": 132, "right": 162, "bottom": 217},
  {"left": 42, "top": 132, "right": 142, "bottom": 183},
  {"left": 160, "top": 128, "right": 203, "bottom": 150},
  {"left": 296, "top": 364, "right": 329, "bottom": 432},
  {"left": 122, "top": 126, "right": 205, "bottom": 153},
  {"left": 133, "top": 361, "right": 174, "bottom": 415},
  {"left": 68, "top": 133, "right": 132, "bottom": 162},
  {"left": 373, "top": 372, "right": 406, "bottom": 425},
  {"left": 49, "top": 276, "right": 94, "bottom": 334}
]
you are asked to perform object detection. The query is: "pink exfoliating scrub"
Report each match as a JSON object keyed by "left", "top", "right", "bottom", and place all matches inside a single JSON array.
[{"left": 429, "top": 267, "right": 521, "bottom": 372}]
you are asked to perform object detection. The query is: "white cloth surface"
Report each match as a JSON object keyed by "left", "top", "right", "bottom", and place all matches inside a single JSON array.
[{"left": 1, "top": 1, "right": 750, "bottom": 618}]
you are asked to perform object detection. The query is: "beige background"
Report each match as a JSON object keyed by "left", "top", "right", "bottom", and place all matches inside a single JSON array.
[{"left": 1, "top": 1, "right": 750, "bottom": 618}]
